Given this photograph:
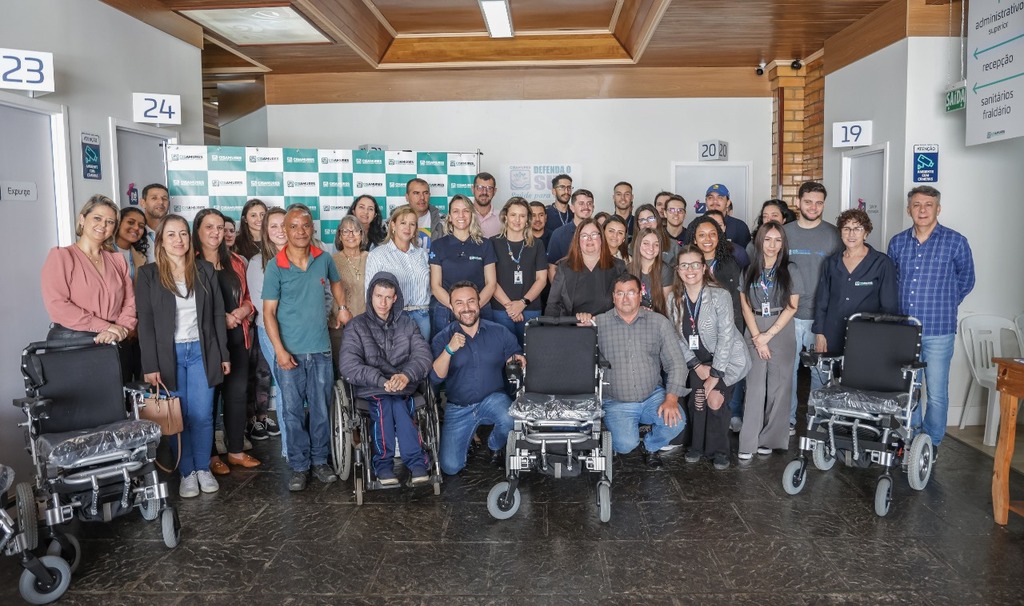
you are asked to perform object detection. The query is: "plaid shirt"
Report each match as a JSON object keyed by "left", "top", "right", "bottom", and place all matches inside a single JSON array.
[
  {"left": 886, "top": 223, "right": 975, "bottom": 336},
  {"left": 595, "top": 308, "right": 687, "bottom": 401}
]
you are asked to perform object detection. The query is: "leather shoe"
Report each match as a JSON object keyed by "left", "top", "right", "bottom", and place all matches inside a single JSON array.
[
  {"left": 489, "top": 449, "right": 505, "bottom": 470},
  {"left": 209, "top": 456, "right": 230, "bottom": 476},
  {"left": 227, "top": 452, "right": 261, "bottom": 468},
  {"left": 640, "top": 442, "right": 663, "bottom": 469}
]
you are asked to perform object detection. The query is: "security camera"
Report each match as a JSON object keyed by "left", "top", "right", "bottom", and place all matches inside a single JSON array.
[
  {"left": 791, "top": 59, "right": 803, "bottom": 70},
  {"left": 755, "top": 62, "right": 766, "bottom": 76}
]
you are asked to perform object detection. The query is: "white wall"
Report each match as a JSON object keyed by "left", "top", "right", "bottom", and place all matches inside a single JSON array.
[
  {"left": 220, "top": 97, "right": 774, "bottom": 218},
  {"left": 221, "top": 106, "right": 269, "bottom": 148},
  {"left": 825, "top": 37, "right": 1024, "bottom": 428}
]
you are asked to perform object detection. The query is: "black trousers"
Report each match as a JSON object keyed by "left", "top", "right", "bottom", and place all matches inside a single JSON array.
[
  {"left": 212, "top": 337, "right": 250, "bottom": 455},
  {"left": 686, "top": 369, "right": 734, "bottom": 459},
  {"left": 246, "top": 337, "right": 271, "bottom": 419}
]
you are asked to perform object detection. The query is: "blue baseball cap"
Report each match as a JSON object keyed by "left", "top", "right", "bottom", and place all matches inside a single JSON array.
[{"left": 706, "top": 183, "right": 730, "bottom": 198}]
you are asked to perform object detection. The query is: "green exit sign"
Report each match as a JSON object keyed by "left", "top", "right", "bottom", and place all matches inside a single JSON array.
[{"left": 945, "top": 83, "right": 966, "bottom": 113}]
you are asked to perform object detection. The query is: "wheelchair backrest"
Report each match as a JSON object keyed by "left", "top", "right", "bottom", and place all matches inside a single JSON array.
[
  {"left": 523, "top": 323, "right": 598, "bottom": 395},
  {"left": 23, "top": 341, "right": 126, "bottom": 434},
  {"left": 841, "top": 317, "right": 921, "bottom": 393}
]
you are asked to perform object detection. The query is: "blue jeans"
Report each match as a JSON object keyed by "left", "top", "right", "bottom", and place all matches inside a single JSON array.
[
  {"left": 791, "top": 318, "right": 825, "bottom": 425},
  {"left": 491, "top": 308, "right": 540, "bottom": 348},
  {"left": 439, "top": 392, "right": 513, "bottom": 475},
  {"left": 169, "top": 340, "right": 215, "bottom": 478},
  {"left": 603, "top": 387, "right": 685, "bottom": 454},
  {"left": 257, "top": 326, "right": 288, "bottom": 458},
  {"left": 916, "top": 334, "right": 955, "bottom": 446},
  {"left": 729, "top": 378, "right": 746, "bottom": 419},
  {"left": 405, "top": 309, "right": 430, "bottom": 342},
  {"left": 276, "top": 352, "right": 333, "bottom": 473},
  {"left": 367, "top": 395, "right": 428, "bottom": 478}
]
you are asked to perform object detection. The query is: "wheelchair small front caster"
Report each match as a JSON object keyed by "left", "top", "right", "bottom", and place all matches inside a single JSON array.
[
  {"left": 874, "top": 475, "right": 893, "bottom": 517},
  {"left": 782, "top": 459, "right": 807, "bottom": 495},
  {"left": 487, "top": 481, "right": 521, "bottom": 520}
]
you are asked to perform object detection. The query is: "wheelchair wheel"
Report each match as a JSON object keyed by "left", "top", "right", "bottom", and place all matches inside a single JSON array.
[
  {"left": 812, "top": 441, "right": 836, "bottom": 471},
  {"left": 18, "top": 555, "right": 71, "bottom": 605},
  {"left": 487, "top": 481, "right": 521, "bottom": 520},
  {"left": 354, "top": 475, "right": 364, "bottom": 506},
  {"left": 331, "top": 382, "right": 354, "bottom": 481},
  {"left": 45, "top": 534, "right": 81, "bottom": 573},
  {"left": 782, "top": 459, "right": 806, "bottom": 495},
  {"left": 15, "top": 482, "right": 38, "bottom": 551},
  {"left": 161, "top": 507, "right": 181, "bottom": 548},
  {"left": 602, "top": 430, "right": 613, "bottom": 483},
  {"left": 906, "top": 433, "right": 933, "bottom": 491},
  {"left": 140, "top": 495, "right": 161, "bottom": 521},
  {"left": 874, "top": 476, "right": 892, "bottom": 517},
  {"left": 597, "top": 481, "right": 611, "bottom": 523}
]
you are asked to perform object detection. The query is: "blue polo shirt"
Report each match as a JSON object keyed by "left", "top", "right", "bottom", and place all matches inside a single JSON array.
[
  {"left": 428, "top": 234, "right": 497, "bottom": 290},
  {"left": 431, "top": 319, "right": 521, "bottom": 406},
  {"left": 546, "top": 222, "right": 577, "bottom": 264},
  {"left": 263, "top": 245, "right": 340, "bottom": 354}
]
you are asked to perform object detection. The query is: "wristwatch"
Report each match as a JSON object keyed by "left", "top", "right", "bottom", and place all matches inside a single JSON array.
[
  {"left": 521, "top": 297, "right": 531, "bottom": 305},
  {"left": 338, "top": 305, "right": 348, "bottom": 312}
]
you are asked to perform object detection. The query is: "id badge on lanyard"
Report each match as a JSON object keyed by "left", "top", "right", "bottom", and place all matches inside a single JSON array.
[
  {"left": 761, "top": 301, "right": 772, "bottom": 317},
  {"left": 513, "top": 270, "right": 523, "bottom": 285},
  {"left": 689, "top": 334, "right": 700, "bottom": 350}
]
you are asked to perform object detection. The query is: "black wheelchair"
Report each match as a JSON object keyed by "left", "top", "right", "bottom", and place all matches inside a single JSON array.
[
  {"left": 783, "top": 313, "right": 932, "bottom": 516},
  {"left": 330, "top": 379, "right": 442, "bottom": 505},
  {"left": 488, "top": 317, "right": 613, "bottom": 522},
  {"left": 13, "top": 338, "right": 180, "bottom": 558}
]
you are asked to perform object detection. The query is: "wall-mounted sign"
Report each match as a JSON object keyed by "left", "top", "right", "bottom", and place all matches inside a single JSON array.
[
  {"left": 698, "top": 139, "right": 729, "bottom": 161},
  {"left": 945, "top": 81, "right": 966, "bottom": 112},
  {"left": 132, "top": 92, "right": 182, "bottom": 125},
  {"left": 912, "top": 144, "right": 939, "bottom": 183},
  {"left": 0, "top": 48, "right": 54, "bottom": 93},
  {"left": 82, "top": 133, "right": 101, "bottom": 181},
  {"left": 966, "top": 0, "right": 1023, "bottom": 145},
  {"left": 0, "top": 181, "right": 38, "bottom": 201},
  {"left": 832, "top": 121, "right": 873, "bottom": 147}
]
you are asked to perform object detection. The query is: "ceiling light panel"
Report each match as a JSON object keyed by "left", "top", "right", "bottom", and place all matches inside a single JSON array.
[
  {"left": 180, "top": 7, "right": 329, "bottom": 46},
  {"left": 479, "top": 0, "right": 514, "bottom": 38}
]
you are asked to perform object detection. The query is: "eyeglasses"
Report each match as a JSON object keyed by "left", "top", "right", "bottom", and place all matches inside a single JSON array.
[
  {"left": 554, "top": 185, "right": 572, "bottom": 191},
  {"left": 677, "top": 262, "right": 704, "bottom": 270},
  {"left": 841, "top": 225, "right": 865, "bottom": 234},
  {"left": 667, "top": 208, "right": 686, "bottom": 214},
  {"left": 474, "top": 185, "right": 495, "bottom": 193},
  {"left": 578, "top": 232, "right": 601, "bottom": 241},
  {"left": 638, "top": 217, "right": 658, "bottom": 225},
  {"left": 340, "top": 229, "right": 360, "bottom": 236},
  {"left": 613, "top": 290, "right": 639, "bottom": 298}
]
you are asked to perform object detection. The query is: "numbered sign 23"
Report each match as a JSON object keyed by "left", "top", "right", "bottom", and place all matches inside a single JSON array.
[
  {"left": 0, "top": 48, "right": 54, "bottom": 93},
  {"left": 132, "top": 92, "right": 182, "bottom": 125},
  {"left": 831, "top": 121, "right": 873, "bottom": 148}
]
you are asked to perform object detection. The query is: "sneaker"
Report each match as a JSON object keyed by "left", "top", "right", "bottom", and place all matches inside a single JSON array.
[
  {"left": 263, "top": 416, "right": 281, "bottom": 436},
  {"left": 659, "top": 443, "right": 684, "bottom": 453},
  {"left": 196, "top": 470, "right": 220, "bottom": 494},
  {"left": 639, "top": 441, "right": 663, "bottom": 469},
  {"left": 737, "top": 452, "right": 753, "bottom": 461},
  {"left": 730, "top": 417, "right": 743, "bottom": 433},
  {"left": 684, "top": 450, "right": 702, "bottom": 464},
  {"left": 931, "top": 444, "right": 939, "bottom": 463},
  {"left": 312, "top": 464, "right": 338, "bottom": 484},
  {"left": 410, "top": 468, "right": 430, "bottom": 485},
  {"left": 247, "top": 419, "right": 269, "bottom": 441},
  {"left": 288, "top": 471, "right": 308, "bottom": 492},
  {"left": 789, "top": 424, "right": 797, "bottom": 436},
  {"left": 179, "top": 472, "right": 200, "bottom": 498},
  {"left": 713, "top": 454, "right": 730, "bottom": 470},
  {"left": 377, "top": 471, "right": 400, "bottom": 486},
  {"left": 489, "top": 449, "right": 506, "bottom": 470},
  {"left": 757, "top": 447, "right": 772, "bottom": 456}
]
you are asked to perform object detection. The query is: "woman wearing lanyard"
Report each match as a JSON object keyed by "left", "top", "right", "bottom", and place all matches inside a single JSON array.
[
  {"left": 690, "top": 215, "right": 743, "bottom": 329},
  {"left": 738, "top": 221, "right": 802, "bottom": 460},
  {"left": 429, "top": 195, "right": 497, "bottom": 338},
  {"left": 365, "top": 205, "right": 432, "bottom": 340},
  {"left": 668, "top": 245, "right": 750, "bottom": 470},
  {"left": 628, "top": 227, "right": 672, "bottom": 316},
  {"left": 491, "top": 197, "right": 547, "bottom": 346}
]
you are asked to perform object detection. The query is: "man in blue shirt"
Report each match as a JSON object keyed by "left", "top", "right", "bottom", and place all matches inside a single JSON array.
[
  {"left": 887, "top": 186, "right": 975, "bottom": 459},
  {"left": 264, "top": 206, "right": 353, "bottom": 491},
  {"left": 432, "top": 281, "right": 524, "bottom": 475},
  {"left": 545, "top": 174, "right": 574, "bottom": 232}
]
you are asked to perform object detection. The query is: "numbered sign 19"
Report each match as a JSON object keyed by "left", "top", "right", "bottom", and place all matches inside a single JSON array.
[
  {"left": 698, "top": 139, "right": 729, "bottom": 162},
  {"left": 0, "top": 48, "right": 54, "bottom": 93},
  {"left": 831, "top": 121, "right": 872, "bottom": 148},
  {"left": 132, "top": 92, "right": 182, "bottom": 125}
]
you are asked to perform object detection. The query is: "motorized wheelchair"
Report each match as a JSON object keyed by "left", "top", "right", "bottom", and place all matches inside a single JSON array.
[
  {"left": 330, "top": 378, "right": 442, "bottom": 505},
  {"left": 782, "top": 313, "right": 932, "bottom": 516},
  {"left": 13, "top": 338, "right": 180, "bottom": 554},
  {"left": 1, "top": 463, "right": 73, "bottom": 604},
  {"left": 488, "top": 316, "right": 613, "bottom": 522}
]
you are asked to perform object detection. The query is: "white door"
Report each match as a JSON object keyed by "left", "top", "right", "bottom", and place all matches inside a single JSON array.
[
  {"left": 671, "top": 162, "right": 754, "bottom": 227},
  {"left": 111, "top": 121, "right": 175, "bottom": 206},
  {"left": 841, "top": 143, "right": 889, "bottom": 250}
]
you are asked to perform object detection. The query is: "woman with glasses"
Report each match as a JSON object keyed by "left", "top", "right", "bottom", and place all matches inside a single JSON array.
[
  {"left": 331, "top": 215, "right": 369, "bottom": 366},
  {"left": 546, "top": 218, "right": 625, "bottom": 321},
  {"left": 635, "top": 203, "right": 679, "bottom": 263},
  {"left": 813, "top": 209, "right": 898, "bottom": 354}
]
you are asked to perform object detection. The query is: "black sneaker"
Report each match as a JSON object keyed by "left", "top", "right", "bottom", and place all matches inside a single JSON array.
[
  {"left": 247, "top": 419, "right": 269, "bottom": 441},
  {"left": 288, "top": 471, "right": 308, "bottom": 492},
  {"left": 640, "top": 441, "right": 663, "bottom": 469},
  {"left": 263, "top": 416, "right": 281, "bottom": 437},
  {"left": 410, "top": 467, "right": 430, "bottom": 485},
  {"left": 684, "top": 449, "right": 702, "bottom": 464},
  {"left": 931, "top": 444, "right": 939, "bottom": 463},
  {"left": 312, "top": 464, "right": 338, "bottom": 484},
  {"left": 713, "top": 453, "right": 730, "bottom": 470},
  {"left": 489, "top": 449, "right": 505, "bottom": 470}
]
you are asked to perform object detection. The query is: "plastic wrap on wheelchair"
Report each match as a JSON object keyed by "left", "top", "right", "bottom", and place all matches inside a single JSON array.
[
  {"left": 38, "top": 420, "right": 162, "bottom": 468},
  {"left": 509, "top": 392, "right": 602, "bottom": 422},
  {"left": 809, "top": 385, "right": 909, "bottom": 416}
]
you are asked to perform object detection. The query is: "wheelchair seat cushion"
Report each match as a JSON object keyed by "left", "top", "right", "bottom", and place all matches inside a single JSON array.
[
  {"left": 809, "top": 384, "right": 909, "bottom": 416},
  {"left": 37, "top": 419, "right": 162, "bottom": 468},
  {"left": 510, "top": 392, "right": 602, "bottom": 422}
]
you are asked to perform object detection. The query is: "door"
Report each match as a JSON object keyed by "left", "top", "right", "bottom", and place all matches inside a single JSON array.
[
  {"left": 841, "top": 143, "right": 889, "bottom": 250},
  {"left": 671, "top": 162, "right": 753, "bottom": 226},
  {"left": 110, "top": 120, "right": 176, "bottom": 206}
]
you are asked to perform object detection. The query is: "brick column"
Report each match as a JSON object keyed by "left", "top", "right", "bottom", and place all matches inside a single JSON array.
[
  {"left": 770, "top": 63, "right": 806, "bottom": 206},
  {"left": 802, "top": 54, "right": 825, "bottom": 183}
]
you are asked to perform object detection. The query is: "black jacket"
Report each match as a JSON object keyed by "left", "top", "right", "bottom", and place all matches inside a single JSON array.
[{"left": 136, "top": 260, "right": 229, "bottom": 391}]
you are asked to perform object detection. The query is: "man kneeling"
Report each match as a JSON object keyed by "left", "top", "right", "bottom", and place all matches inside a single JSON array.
[{"left": 340, "top": 272, "right": 433, "bottom": 485}]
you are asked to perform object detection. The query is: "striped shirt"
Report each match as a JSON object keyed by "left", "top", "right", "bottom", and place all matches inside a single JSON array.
[
  {"left": 886, "top": 223, "right": 975, "bottom": 336},
  {"left": 365, "top": 240, "right": 431, "bottom": 307}
]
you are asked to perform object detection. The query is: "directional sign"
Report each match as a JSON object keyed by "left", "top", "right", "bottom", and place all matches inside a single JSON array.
[
  {"left": 966, "top": 0, "right": 1024, "bottom": 145},
  {"left": 912, "top": 144, "right": 939, "bottom": 183}
]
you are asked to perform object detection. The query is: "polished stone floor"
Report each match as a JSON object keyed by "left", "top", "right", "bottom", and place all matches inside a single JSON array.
[{"left": 3, "top": 425, "right": 1024, "bottom": 606}]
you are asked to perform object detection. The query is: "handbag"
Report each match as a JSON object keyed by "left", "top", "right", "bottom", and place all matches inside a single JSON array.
[{"left": 140, "top": 381, "right": 183, "bottom": 473}]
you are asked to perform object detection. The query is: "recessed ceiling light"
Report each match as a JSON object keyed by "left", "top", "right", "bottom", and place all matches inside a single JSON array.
[
  {"left": 180, "top": 7, "right": 328, "bottom": 45},
  {"left": 479, "top": 0, "right": 514, "bottom": 39}
]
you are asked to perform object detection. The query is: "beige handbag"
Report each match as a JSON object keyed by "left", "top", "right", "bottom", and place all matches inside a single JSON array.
[{"left": 140, "top": 381, "right": 183, "bottom": 472}]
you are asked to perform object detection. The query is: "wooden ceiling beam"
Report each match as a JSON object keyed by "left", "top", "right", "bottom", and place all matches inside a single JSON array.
[
  {"left": 380, "top": 34, "right": 631, "bottom": 68},
  {"left": 292, "top": 0, "right": 393, "bottom": 68},
  {"left": 613, "top": 0, "right": 672, "bottom": 61}
]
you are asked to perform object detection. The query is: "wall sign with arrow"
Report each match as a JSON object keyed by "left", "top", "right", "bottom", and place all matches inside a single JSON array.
[{"left": 966, "top": 0, "right": 1024, "bottom": 145}]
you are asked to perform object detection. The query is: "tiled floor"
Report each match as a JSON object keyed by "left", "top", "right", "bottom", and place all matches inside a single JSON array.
[
  {"left": 3, "top": 428, "right": 1024, "bottom": 605},
  {"left": 947, "top": 424, "right": 1024, "bottom": 474}
]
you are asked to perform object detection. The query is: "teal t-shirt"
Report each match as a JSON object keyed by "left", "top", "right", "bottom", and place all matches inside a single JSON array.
[{"left": 263, "top": 246, "right": 340, "bottom": 354}]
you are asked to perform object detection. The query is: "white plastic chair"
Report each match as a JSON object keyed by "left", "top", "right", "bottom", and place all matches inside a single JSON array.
[
  {"left": 959, "top": 315, "right": 1020, "bottom": 446},
  {"left": 1015, "top": 312, "right": 1024, "bottom": 353}
]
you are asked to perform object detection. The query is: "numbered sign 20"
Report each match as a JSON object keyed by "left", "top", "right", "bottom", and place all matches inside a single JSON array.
[
  {"left": 698, "top": 139, "right": 729, "bottom": 162},
  {"left": 0, "top": 48, "right": 54, "bottom": 93},
  {"left": 133, "top": 92, "right": 182, "bottom": 125},
  {"left": 831, "top": 121, "right": 873, "bottom": 148}
]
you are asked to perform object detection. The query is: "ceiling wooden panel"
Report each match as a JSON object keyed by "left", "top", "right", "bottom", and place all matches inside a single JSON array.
[{"left": 381, "top": 34, "right": 631, "bottom": 67}]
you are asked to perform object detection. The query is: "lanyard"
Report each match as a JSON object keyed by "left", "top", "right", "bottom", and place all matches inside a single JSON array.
[
  {"left": 707, "top": 258, "right": 718, "bottom": 275},
  {"left": 556, "top": 207, "right": 569, "bottom": 226},
  {"left": 759, "top": 264, "right": 777, "bottom": 304},
  {"left": 685, "top": 287, "right": 703, "bottom": 333},
  {"left": 505, "top": 238, "right": 525, "bottom": 268}
]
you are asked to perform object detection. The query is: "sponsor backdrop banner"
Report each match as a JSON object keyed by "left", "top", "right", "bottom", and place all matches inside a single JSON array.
[
  {"left": 503, "top": 163, "right": 584, "bottom": 203},
  {"left": 166, "top": 145, "right": 480, "bottom": 244}
]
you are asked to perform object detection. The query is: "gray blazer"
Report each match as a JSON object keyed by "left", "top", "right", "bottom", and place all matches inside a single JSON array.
[{"left": 668, "top": 286, "right": 750, "bottom": 387}]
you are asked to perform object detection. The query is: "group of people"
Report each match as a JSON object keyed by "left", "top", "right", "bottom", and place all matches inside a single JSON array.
[{"left": 40, "top": 171, "right": 974, "bottom": 496}]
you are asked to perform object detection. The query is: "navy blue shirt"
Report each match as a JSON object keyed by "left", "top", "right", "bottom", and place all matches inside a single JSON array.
[
  {"left": 428, "top": 235, "right": 497, "bottom": 290},
  {"left": 685, "top": 214, "right": 751, "bottom": 248},
  {"left": 812, "top": 245, "right": 900, "bottom": 352},
  {"left": 546, "top": 205, "right": 574, "bottom": 231},
  {"left": 546, "top": 222, "right": 577, "bottom": 265},
  {"left": 431, "top": 319, "right": 521, "bottom": 405}
]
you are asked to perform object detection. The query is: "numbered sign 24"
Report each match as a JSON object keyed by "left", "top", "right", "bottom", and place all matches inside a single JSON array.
[
  {"left": 0, "top": 48, "right": 54, "bottom": 93},
  {"left": 133, "top": 92, "right": 182, "bottom": 125},
  {"left": 832, "top": 121, "right": 873, "bottom": 148}
]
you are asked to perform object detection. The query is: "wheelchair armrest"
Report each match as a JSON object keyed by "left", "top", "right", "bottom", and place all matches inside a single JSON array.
[
  {"left": 14, "top": 396, "right": 51, "bottom": 419},
  {"left": 126, "top": 381, "right": 153, "bottom": 394},
  {"left": 901, "top": 361, "right": 927, "bottom": 375},
  {"left": 801, "top": 351, "right": 841, "bottom": 368},
  {"left": 597, "top": 351, "right": 611, "bottom": 370}
]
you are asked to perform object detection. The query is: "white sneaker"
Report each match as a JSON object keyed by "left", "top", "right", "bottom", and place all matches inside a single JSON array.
[
  {"left": 659, "top": 443, "right": 683, "bottom": 453},
  {"left": 789, "top": 424, "right": 797, "bottom": 436},
  {"left": 179, "top": 471, "right": 200, "bottom": 498},
  {"left": 757, "top": 447, "right": 772, "bottom": 456},
  {"left": 730, "top": 417, "right": 743, "bottom": 433},
  {"left": 737, "top": 452, "right": 753, "bottom": 461},
  {"left": 196, "top": 470, "right": 220, "bottom": 494}
]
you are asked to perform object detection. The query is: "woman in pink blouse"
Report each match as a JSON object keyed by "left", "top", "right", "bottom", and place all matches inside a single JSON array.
[{"left": 40, "top": 195, "right": 137, "bottom": 345}]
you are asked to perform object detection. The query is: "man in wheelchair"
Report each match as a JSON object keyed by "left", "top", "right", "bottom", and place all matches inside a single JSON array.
[{"left": 339, "top": 272, "right": 434, "bottom": 485}]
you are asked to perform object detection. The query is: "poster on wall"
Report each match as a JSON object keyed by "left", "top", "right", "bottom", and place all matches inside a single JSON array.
[
  {"left": 503, "top": 163, "right": 584, "bottom": 203},
  {"left": 966, "top": 0, "right": 1024, "bottom": 145},
  {"left": 165, "top": 145, "right": 478, "bottom": 245}
]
